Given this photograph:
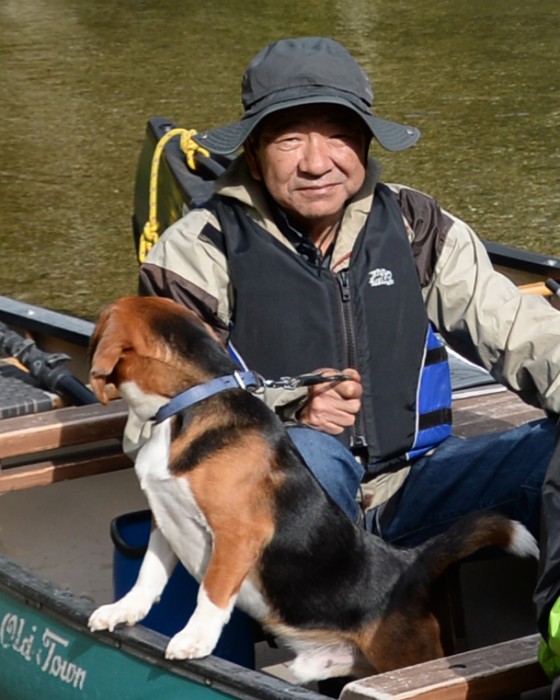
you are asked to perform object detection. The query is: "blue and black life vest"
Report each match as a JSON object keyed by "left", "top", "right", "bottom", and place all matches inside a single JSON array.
[{"left": 206, "top": 184, "right": 452, "bottom": 474}]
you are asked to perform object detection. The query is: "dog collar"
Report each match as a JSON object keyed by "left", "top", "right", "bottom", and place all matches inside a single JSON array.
[{"left": 153, "top": 370, "right": 261, "bottom": 424}]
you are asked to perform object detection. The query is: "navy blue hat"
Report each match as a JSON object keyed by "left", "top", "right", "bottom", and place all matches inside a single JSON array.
[{"left": 194, "top": 37, "right": 420, "bottom": 155}]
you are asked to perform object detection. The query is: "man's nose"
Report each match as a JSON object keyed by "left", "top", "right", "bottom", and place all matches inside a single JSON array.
[{"left": 300, "top": 134, "right": 332, "bottom": 174}]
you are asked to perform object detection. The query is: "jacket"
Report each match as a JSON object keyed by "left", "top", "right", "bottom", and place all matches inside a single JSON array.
[{"left": 138, "top": 155, "right": 560, "bottom": 499}]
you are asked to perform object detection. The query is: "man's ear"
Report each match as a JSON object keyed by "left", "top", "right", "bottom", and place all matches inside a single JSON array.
[{"left": 243, "top": 137, "right": 263, "bottom": 181}]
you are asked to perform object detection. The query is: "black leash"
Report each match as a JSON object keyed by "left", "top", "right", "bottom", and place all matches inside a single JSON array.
[{"left": 262, "top": 372, "right": 352, "bottom": 390}]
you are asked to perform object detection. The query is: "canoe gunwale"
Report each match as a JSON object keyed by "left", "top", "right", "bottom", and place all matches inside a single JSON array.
[
  {"left": 0, "top": 553, "right": 324, "bottom": 700},
  {"left": 0, "top": 295, "right": 94, "bottom": 348}
]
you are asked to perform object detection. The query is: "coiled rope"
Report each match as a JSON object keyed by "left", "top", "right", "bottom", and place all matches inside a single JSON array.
[{"left": 138, "top": 128, "right": 210, "bottom": 263}]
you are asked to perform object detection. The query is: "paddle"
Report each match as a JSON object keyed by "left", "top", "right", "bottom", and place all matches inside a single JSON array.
[
  {"left": 519, "top": 279, "right": 560, "bottom": 297},
  {"left": 0, "top": 321, "right": 98, "bottom": 406}
]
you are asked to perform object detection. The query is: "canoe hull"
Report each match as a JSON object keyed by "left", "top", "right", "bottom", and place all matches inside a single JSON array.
[{"left": 0, "top": 554, "right": 319, "bottom": 700}]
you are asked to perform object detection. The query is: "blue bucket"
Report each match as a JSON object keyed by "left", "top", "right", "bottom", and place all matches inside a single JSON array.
[{"left": 111, "top": 510, "right": 255, "bottom": 669}]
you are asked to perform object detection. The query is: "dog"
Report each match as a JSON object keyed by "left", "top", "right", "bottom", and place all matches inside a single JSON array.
[{"left": 87, "top": 295, "right": 538, "bottom": 682}]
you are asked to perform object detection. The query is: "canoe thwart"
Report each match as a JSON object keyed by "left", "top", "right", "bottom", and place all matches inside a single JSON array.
[{"left": 340, "top": 634, "right": 548, "bottom": 700}]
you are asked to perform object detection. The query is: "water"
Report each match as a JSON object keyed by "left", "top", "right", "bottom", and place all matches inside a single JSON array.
[{"left": 0, "top": 0, "right": 558, "bottom": 320}]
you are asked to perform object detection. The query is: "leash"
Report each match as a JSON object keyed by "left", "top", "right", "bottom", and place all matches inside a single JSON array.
[
  {"left": 262, "top": 372, "right": 351, "bottom": 390},
  {"left": 153, "top": 370, "right": 351, "bottom": 423}
]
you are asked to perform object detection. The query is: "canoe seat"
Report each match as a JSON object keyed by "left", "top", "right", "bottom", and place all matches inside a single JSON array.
[
  {"left": 0, "top": 399, "right": 130, "bottom": 492},
  {"left": 339, "top": 633, "right": 548, "bottom": 700}
]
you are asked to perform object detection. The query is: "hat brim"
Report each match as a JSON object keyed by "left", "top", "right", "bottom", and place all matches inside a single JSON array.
[{"left": 193, "top": 96, "right": 420, "bottom": 155}]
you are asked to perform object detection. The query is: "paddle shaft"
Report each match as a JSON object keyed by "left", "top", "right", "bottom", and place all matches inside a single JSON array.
[
  {"left": 519, "top": 278, "right": 560, "bottom": 297},
  {"left": 0, "top": 321, "right": 97, "bottom": 405}
]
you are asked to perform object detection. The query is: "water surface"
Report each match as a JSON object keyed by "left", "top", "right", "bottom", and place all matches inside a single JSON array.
[{"left": 0, "top": 0, "right": 558, "bottom": 319}]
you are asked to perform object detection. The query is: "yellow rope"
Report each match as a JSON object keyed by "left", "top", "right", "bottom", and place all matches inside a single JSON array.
[{"left": 138, "top": 128, "right": 210, "bottom": 263}]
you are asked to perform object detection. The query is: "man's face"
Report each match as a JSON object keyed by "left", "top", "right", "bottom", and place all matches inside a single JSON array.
[{"left": 246, "top": 104, "right": 369, "bottom": 238}]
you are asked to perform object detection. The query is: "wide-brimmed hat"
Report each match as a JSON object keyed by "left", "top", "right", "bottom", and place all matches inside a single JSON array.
[{"left": 193, "top": 37, "right": 420, "bottom": 155}]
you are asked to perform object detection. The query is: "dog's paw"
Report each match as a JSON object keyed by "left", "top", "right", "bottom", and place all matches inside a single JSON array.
[
  {"left": 165, "top": 626, "right": 219, "bottom": 660},
  {"left": 88, "top": 599, "right": 149, "bottom": 632},
  {"left": 165, "top": 588, "right": 230, "bottom": 660}
]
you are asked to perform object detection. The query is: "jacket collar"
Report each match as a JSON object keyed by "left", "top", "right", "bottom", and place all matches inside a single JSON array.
[{"left": 214, "top": 155, "right": 382, "bottom": 268}]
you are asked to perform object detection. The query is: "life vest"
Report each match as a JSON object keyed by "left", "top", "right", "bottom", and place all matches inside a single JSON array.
[{"left": 207, "top": 184, "right": 452, "bottom": 473}]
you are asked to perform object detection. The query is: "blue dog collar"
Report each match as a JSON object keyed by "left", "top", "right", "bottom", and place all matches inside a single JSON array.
[{"left": 153, "top": 370, "right": 261, "bottom": 424}]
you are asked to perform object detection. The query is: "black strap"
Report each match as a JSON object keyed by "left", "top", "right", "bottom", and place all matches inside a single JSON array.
[
  {"left": 425, "top": 345, "right": 448, "bottom": 366},
  {"left": 418, "top": 408, "right": 453, "bottom": 431}
]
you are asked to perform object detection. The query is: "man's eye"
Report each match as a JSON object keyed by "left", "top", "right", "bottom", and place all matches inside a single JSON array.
[
  {"left": 275, "top": 136, "right": 301, "bottom": 148},
  {"left": 331, "top": 133, "right": 352, "bottom": 142}
]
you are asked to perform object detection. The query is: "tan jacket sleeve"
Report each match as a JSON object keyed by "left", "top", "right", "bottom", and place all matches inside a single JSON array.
[
  {"left": 424, "top": 212, "right": 560, "bottom": 413},
  {"left": 139, "top": 208, "right": 233, "bottom": 338}
]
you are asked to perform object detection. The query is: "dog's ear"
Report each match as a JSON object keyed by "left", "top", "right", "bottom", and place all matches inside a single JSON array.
[
  {"left": 89, "top": 304, "right": 126, "bottom": 404},
  {"left": 90, "top": 298, "right": 162, "bottom": 403}
]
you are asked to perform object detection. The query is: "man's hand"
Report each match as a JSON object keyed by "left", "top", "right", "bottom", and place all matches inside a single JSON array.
[{"left": 297, "top": 368, "right": 362, "bottom": 435}]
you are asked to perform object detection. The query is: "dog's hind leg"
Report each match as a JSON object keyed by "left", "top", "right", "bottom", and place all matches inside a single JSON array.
[
  {"left": 359, "top": 610, "right": 444, "bottom": 673},
  {"left": 88, "top": 526, "right": 178, "bottom": 632},
  {"left": 288, "top": 639, "right": 372, "bottom": 683}
]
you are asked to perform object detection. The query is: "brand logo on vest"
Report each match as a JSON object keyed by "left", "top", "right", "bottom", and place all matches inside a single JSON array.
[{"left": 368, "top": 268, "right": 395, "bottom": 287}]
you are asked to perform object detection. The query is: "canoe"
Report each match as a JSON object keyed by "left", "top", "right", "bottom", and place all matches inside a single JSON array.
[
  {"left": 0, "top": 306, "right": 550, "bottom": 699},
  {"left": 0, "top": 554, "right": 322, "bottom": 700},
  {"left": 0, "top": 114, "right": 556, "bottom": 697}
]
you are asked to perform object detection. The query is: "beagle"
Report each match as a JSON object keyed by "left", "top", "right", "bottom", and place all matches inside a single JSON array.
[{"left": 87, "top": 296, "right": 538, "bottom": 682}]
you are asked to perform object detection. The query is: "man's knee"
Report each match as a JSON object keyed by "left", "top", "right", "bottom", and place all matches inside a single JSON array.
[{"left": 287, "top": 427, "right": 363, "bottom": 520}]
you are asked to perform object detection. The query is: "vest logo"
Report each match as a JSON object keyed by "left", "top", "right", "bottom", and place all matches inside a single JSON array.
[{"left": 368, "top": 268, "right": 395, "bottom": 287}]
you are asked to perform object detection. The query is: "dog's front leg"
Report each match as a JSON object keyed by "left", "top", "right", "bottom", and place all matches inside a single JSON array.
[
  {"left": 89, "top": 526, "right": 177, "bottom": 632},
  {"left": 165, "top": 582, "right": 235, "bottom": 660},
  {"left": 165, "top": 530, "right": 262, "bottom": 660}
]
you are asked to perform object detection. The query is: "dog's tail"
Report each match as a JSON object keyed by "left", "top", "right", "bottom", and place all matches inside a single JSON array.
[{"left": 417, "top": 511, "right": 538, "bottom": 583}]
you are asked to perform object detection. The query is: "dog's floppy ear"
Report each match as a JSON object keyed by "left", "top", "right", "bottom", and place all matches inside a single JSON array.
[
  {"left": 90, "top": 297, "right": 164, "bottom": 403},
  {"left": 89, "top": 304, "right": 126, "bottom": 404}
]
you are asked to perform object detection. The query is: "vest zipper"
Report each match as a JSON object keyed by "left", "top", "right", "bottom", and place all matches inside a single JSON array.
[
  {"left": 336, "top": 270, "right": 367, "bottom": 450},
  {"left": 337, "top": 270, "right": 354, "bottom": 363}
]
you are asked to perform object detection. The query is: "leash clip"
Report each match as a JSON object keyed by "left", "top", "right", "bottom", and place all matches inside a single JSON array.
[
  {"left": 262, "top": 376, "right": 301, "bottom": 390},
  {"left": 263, "top": 372, "right": 352, "bottom": 390}
]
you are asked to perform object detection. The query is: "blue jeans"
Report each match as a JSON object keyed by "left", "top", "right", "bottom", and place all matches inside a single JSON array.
[
  {"left": 288, "top": 418, "right": 557, "bottom": 546},
  {"left": 288, "top": 427, "right": 364, "bottom": 522}
]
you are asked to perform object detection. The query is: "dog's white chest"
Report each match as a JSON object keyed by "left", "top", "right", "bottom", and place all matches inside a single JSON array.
[
  {"left": 134, "top": 420, "right": 269, "bottom": 619},
  {"left": 134, "top": 421, "right": 212, "bottom": 580}
]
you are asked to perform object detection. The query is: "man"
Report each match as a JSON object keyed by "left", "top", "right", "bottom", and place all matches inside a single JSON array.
[{"left": 138, "top": 37, "right": 560, "bottom": 547}]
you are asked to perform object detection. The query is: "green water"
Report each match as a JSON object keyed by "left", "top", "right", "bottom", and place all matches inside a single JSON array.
[{"left": 0, "top": 0, "right": 558, "bottom": 319}]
